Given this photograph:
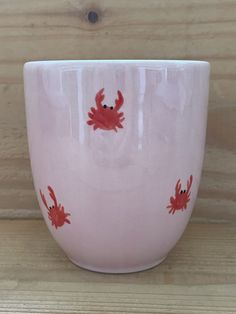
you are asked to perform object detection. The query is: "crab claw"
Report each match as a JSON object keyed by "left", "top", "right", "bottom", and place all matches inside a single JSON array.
[
  {"left": 95, "top": 88, "right": 105, "bottom": 109},
  {"left": 40, "top": 190, "right": 49, "bottom": 211},
  {"left": 175, "top": 179, "right": 181, "bottom": 195},
  {"left": 187, "top": 175, "right": 193, "bottom": 193},
  {"left": 115, "top": 90, "right": 124, "bottom": 110}
]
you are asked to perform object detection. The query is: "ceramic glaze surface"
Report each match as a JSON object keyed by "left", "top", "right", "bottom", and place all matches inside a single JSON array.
[{"left": 24, "top": 60, "right": 210, "bottom": 273}]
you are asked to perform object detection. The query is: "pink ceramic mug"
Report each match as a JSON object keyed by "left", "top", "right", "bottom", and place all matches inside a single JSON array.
[{"left": 24, "top": 60, "right": 210, "bottom": 273}]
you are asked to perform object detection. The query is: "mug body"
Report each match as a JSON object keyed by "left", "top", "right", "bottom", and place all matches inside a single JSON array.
[{"left": 24, "top": 60, "right": 210, "bottom": 273}]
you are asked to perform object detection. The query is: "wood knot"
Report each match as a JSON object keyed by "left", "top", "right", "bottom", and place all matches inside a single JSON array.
[{"left": 87, "top": 10, "right": 99, "bottom": 24}]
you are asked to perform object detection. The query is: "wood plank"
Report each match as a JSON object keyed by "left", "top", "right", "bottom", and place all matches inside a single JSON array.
[
  {"left": 0, "top": 0, "right": 235, "bottom": 219},
  {"left": 0, "top": 220, "right": 235, "bottom": 313}
]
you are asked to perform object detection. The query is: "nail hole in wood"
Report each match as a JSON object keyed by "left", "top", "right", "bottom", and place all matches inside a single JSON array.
[{"left": 87, "top": 11, "right": 99, "bottom": 24}]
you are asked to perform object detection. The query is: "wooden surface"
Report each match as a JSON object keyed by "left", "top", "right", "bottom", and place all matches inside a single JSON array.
[
  {"left": 0, "top": 219, "right": 235, "bottom": 313},
  {"left": 0, "top": 0, "right": 235, "bottom": 220}
]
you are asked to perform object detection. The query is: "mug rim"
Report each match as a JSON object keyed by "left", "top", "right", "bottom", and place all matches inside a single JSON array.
[{"left": 24, "top": 59, "right": 210, "bottom": 67}]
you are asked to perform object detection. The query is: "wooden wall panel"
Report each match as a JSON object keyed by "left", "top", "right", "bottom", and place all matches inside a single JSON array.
[{"left": 0, "top": 0, "right": 235, "bottom": 221}]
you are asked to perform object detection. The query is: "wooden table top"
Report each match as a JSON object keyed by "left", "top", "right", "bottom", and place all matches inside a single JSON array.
[{"left": 0, "top": 219, "right": 235, "bottom": 313}]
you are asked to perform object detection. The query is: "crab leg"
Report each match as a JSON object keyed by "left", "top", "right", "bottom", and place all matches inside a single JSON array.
[{"left": 116, "top": 122, "right": 124, "bottom": 128}]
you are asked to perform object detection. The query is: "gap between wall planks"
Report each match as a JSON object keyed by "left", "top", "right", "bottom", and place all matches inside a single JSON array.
[{"left": 0, "top": 0, "right": 235, "bottom": 221}]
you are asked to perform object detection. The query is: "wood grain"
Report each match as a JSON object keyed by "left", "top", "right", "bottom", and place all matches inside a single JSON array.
[
  {"left": 0, "top": 220, "right": 235, "bottom": 313},
  {"left": 0, "top": 0, "right": 235, "bottom": 219}
]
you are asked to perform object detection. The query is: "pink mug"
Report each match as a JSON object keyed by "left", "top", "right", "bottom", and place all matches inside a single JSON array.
[{"left": 24, "top": 60, "right": 210, "bottom": 273}]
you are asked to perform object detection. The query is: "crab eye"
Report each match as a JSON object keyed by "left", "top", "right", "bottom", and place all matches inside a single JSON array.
[
  {"left": 184, "top": 190, "right": 186, "bottom": 193},
  {"left": 110, "top": 106, "right": 113, "bottom": 110},
  {"left": 103, "top": 104, "right": 107, "bottom": 109},
  {"left": 180, "top": 191, "right": 183, "bottom": 194}
]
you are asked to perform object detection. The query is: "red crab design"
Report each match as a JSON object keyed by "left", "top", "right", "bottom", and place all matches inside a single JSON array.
[
  {"left": 40, "top": 186, "right": 71, "bottom": 229},
  {"left": 87, "top": 88, "right": 125, "bottom": 132},
  {"left": 167, "top": 175, "right": 193, "bottom": 215}
]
